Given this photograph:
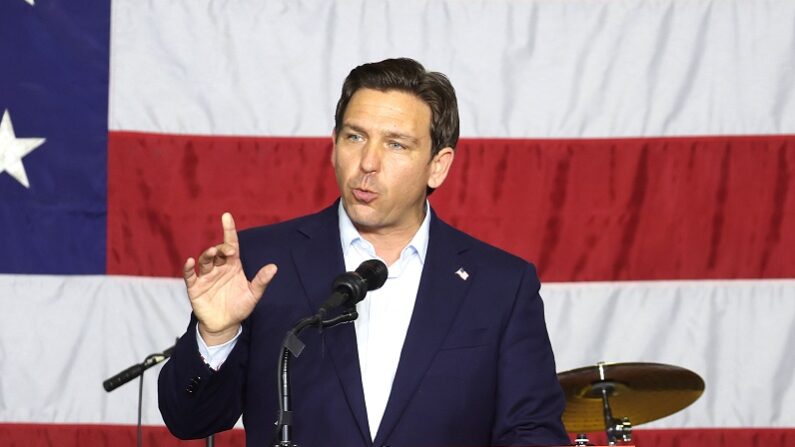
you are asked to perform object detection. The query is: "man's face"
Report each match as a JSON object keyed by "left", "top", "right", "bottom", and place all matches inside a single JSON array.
[{"left": 332, "top": 88, "right": 454, "bottom": 235}]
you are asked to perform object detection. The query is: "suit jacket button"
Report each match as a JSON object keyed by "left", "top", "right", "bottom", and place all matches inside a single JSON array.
[{"left": 185, "top": 385, "right": 195, "bottom": 395}]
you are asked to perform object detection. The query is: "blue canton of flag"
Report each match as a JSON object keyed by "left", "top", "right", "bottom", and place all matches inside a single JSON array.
[{"left": 0, "top": 0, "right": 110, "bottom": 274}]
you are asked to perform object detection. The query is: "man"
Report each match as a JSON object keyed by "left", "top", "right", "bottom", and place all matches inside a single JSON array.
[{"left": 158, "top": 58, "right": 569, "bottom": 447}]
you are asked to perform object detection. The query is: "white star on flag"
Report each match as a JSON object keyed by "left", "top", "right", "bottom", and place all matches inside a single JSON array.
[
  {"left": 0, "top": 109, "right": 46, "bottom": 188},
  {"left": 25, "top": 0, "right": 36, "bottom": 6}
]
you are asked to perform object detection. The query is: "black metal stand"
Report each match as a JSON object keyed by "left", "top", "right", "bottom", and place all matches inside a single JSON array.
[
  {"left": 273, "top": 309, "right": 359, "bottom": 447},
  {"left": 105, "top": 342, "right": 215, "bottom": 447},
  {"left": 592, "top": 363, "right": 632, "bottom": 446},
  {"left": 104, "top": 347, "right": 173, "bottom": 447},
  {"left": 137, "top": 371, "right": 145, "bottom": 447}
]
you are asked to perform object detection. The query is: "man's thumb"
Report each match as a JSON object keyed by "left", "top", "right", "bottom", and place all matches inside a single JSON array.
[{"left": 250, "top": 264, "right": 278, "bottom": 299}]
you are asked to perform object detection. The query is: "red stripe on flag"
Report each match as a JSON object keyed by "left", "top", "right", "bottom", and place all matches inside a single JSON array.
[
  {"left": 0, "top": 423, "right": 244, "bottom": 446},
  {"left": 107, "top": 132, "right": 337, "bottom": 277},
  {"left": 108, "top": 132, "right": 795, "bottom": 280},
  {"left": 2, "top": 424, "right": 794, "bottom": 447},
  {"left": 435, "top": 136, "right": 795, "bottom": 281}
]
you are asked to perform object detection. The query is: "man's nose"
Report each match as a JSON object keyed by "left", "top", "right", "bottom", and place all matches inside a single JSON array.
[{"left": 359, "top": 142, "right": 382, "bottom": 173}]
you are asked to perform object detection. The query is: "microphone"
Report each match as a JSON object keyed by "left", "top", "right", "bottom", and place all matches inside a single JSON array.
[
  {"left": 103, "top": 345, "right": 175, "bottom": 392},
  {"left": 315, "top": 259, "right": 388, "bottom": 318}
]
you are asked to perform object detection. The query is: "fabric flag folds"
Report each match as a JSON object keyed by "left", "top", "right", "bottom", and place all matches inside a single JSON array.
[{"left": 1, "top": 1, "right": 794, "bottom": 446}]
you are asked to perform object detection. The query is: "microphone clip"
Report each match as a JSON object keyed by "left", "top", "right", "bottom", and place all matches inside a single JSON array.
[{"left": 282, "top": 307, "right": 359, "bottom": 359}]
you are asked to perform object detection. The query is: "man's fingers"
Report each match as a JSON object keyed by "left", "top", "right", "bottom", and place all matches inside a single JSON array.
[
  {"left": 250, "top": 264, "right": 278, "bottom": 300},
  {"left": 217, "top": 242, "right": 236, "bottom": 257},
  {"left": 222, "top": 212, "right": 239, "bottom": 247},
  {"left": 197, "top": 246, "right": 218, "bottom": 275},
  {"left": 212, "top": 243, "right": 237, "bottom": 267},
  {"left": 183, "top": 257, "right": 197, "bottom": 288}
]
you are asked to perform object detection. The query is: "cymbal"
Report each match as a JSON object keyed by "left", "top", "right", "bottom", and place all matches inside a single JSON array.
[{"left": 558, "top": 362, "right": 705, "bottom": 432}]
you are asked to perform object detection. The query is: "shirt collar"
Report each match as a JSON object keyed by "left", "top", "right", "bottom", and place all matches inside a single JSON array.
[{"left": 338, "top": 200, "right": 431, "bottom": 265}]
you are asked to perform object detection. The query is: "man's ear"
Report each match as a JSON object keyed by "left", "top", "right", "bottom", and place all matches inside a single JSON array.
[{"left": 427, "top": 147, "right": 455, "bottom": 189}]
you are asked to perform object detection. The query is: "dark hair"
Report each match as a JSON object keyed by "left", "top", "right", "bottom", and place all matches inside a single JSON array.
[{"left": 334, "top": 58, "right": 460, "bottom": 158}]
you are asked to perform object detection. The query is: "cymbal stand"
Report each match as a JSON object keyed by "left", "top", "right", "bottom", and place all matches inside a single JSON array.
[{"left": 591, "top": 362, "right": 632, "bottom": 446}]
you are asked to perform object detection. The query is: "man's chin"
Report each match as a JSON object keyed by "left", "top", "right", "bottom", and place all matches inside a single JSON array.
[
  {"left": 345, "top": 206, "right": 382, "bottom": 230},
  {"left": 349, "top": 213, "right": 379, "bottom": 229}
]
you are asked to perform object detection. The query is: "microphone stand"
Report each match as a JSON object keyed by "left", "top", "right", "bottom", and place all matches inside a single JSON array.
[
  {"left": 104, "top": 342, "right": 216, "bottom": 447},
  {"left": 135, "top": 352, "right": 178, "bottom": 447},
  {"left": 104, "top": 346, "right": 172, "bottom": 447},
  {"left": 273, "top": 308, "right": 359, "bottom": 447}
]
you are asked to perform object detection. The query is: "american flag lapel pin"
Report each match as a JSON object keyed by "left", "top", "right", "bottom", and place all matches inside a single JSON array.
[{"left": 455, "top": 267, "right": 469, "bottom": 281}]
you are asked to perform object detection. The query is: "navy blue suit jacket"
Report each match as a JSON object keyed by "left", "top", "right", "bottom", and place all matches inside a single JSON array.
[{"left": 158, "top": 203, "right": 568, "bottom": 446}]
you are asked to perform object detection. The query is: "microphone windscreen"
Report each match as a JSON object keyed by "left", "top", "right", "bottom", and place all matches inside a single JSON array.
[{"left": 356, "top": 259, "right": 388, "bottom": 291}]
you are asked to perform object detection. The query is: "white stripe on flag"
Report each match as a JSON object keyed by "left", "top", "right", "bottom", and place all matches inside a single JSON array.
[
  {"left": 109, "top": 0, "right": 795, "bottom": 138},
  {"left": 2, "top": 274, "right": 794, "bottom": 428}
]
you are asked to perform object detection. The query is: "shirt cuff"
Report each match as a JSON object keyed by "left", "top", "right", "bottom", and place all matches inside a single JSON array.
[{"left": 195, "top": 324, "right": 242, "bottom": 371}]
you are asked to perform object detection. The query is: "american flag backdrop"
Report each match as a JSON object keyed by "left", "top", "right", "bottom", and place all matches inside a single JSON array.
[{"left": 1, "top": 0, "right": 794, "bottom": 446}]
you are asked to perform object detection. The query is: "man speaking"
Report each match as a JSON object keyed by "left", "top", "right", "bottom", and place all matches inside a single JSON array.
[{"left": 158, "top": 58, "right": 569, "bottom": 447}]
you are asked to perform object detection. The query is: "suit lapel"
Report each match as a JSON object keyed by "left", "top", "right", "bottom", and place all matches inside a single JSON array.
[
  {"left": 373, "top": 214, "right": 473, "bottom": 445},
  {"left": 291, "top": 203, "right": 372, "bottom": 445}
]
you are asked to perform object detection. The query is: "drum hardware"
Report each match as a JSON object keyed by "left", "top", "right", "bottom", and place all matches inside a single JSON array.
[
  {"left": 558, "top": 361, "right": 705, "bottom": 446},
  {"left": 591, "top": 362, "right": 632, "bottom": 445},
  {"left": 573, "top": 433, "right": 591, "bottom": 446}
]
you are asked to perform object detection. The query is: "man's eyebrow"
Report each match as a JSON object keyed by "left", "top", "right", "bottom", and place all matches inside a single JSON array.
[
  {"left": 341, "top": 122, "right": 420, "bottom": 145},
  {"left": 383, "top": 131, "right": 420, "bottom": 145},
  {"left": 341, "top": 123, "right": 368, "bottom": 134}
]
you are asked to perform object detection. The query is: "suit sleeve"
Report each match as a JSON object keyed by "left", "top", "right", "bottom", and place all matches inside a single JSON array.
[
  {"left": 157, "top": 314, "right": 249, "bottom": 439},
  {"left": 491, "top": 263, "right": 570, "bottom": 446}
]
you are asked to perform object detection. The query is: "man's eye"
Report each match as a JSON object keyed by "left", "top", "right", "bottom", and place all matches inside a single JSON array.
[
  {"left": 346, "top": 133, "right": 363, "bottom": 142},
  {"left": 388, "top": 141, "right": 405, "bottom": 150}
]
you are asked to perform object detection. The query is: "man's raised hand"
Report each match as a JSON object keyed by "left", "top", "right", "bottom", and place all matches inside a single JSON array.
[{"left": 183, "top": 212, "right": 277, "bottom": 345}]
